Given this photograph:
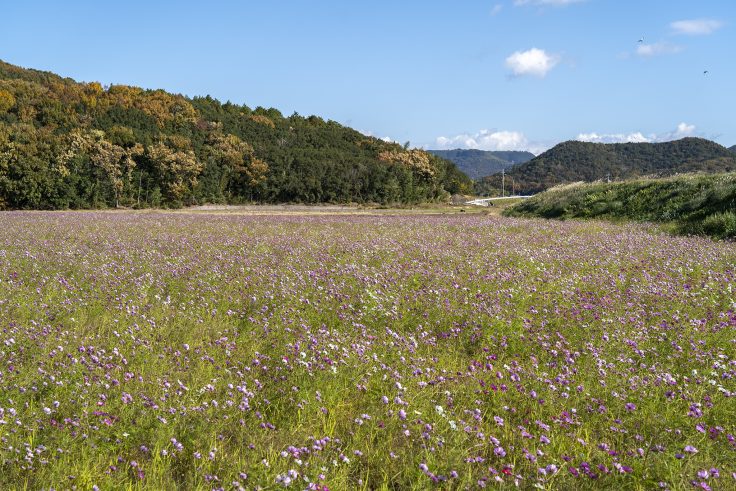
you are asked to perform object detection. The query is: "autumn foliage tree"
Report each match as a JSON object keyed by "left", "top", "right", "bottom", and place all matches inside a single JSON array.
[
  {"left": 378, "top": 149, "right": 436, "bottom": 181},
  {"left": 146, "top": 141, "right": 202, "bottom": 205},
  {"left": 0, "top": 89, "right": 15, "bottom": 112}
]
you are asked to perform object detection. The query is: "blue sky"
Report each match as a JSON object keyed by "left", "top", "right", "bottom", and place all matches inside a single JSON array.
[{"left": 2, "top": 0, "right": 734, "bottom": 153}]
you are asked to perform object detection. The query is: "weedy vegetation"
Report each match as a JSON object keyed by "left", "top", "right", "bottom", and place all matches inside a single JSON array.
[
  {"left": 0, "top": 212, "right": 734, "bottom": 490},
  {"left": 505, "top": 173, "right": 736, "bottom": 240}
]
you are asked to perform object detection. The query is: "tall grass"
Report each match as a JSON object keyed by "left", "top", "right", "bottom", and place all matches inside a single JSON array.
[{"left": 505, "top": 173, "right": 736, "bottom": 239}]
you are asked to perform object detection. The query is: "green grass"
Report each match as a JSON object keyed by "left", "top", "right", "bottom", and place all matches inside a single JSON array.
[{"left": 505, "top": 173, "right": 736, "bottom": 239}]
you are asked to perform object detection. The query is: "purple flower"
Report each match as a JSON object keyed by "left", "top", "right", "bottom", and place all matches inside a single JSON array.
[{"left": 688, "top": 404, "right": 703, "bottom": 418}]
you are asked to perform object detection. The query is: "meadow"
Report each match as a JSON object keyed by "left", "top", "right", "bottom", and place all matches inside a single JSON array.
[{"left": 0, "top": 211, "right": 734, "bottom": 490}]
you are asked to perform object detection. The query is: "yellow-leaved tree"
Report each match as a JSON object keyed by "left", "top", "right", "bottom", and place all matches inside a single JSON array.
[
  {"left": 0, "top": 89, "right": 16, "bottom": 113},
  {"left": 378, "top": 149, "right": 436, "bottom": 181},
  {"left": 146, "top": 141, "right": 202, "bottom": 205},
  {"left": 206, "top": 133, "right": 269, "bottom": 199}
]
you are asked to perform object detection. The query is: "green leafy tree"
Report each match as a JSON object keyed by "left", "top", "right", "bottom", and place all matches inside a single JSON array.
[{"left": 62, "top": 130, "right": 140, "bottom": 207}]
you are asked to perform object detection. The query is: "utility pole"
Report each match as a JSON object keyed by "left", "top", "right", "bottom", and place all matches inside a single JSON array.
[{"left": 502, "top": 168, "right": 505, "bottom": 197}]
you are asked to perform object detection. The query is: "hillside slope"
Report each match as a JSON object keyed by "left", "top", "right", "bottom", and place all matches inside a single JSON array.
[
  {"left": 505, "top": 173, "right": 736, "bottom": 239},
  {"left": 428, "top": 149, "right": 534, "bottom": 180},
  {"left": 476, "top": 138, "right": 736, "bottom": 195},
  {"left": 0, "top": 60, "right": 471, "bottom": 209}
]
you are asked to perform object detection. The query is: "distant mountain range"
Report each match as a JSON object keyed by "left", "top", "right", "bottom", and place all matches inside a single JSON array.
[
  {"left": 729, "top": 145, "right": 736, "bottom": 153},
  {"left": 475, "top": 137, "right": 736, "bottom": 196},
  {"left": 428, "top": 149, "right": 534, "bottom": 180}
]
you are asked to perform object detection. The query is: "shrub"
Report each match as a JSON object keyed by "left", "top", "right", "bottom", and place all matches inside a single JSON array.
[{"left": 701, "top": 211, "right": 736, "bottom": 239}]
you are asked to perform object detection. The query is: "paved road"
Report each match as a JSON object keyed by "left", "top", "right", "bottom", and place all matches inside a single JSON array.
[{"left": 465, "top": 196, "right": 533, "bottom": 206}]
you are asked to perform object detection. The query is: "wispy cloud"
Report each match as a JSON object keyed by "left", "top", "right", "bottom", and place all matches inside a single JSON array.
[
  {"left": 636, "top": 41, "right": 683, "bottom": 57},
  {"left": 505, "top": 48, "right": 559, "bottom": 77},
  {"left": 671, "top": 18, "right": 724, "bottom": 35},
  {"left": 514, "top": 0, "right": 585, "bottom": 6},
  {"left": 576, "top": 123, "right": 696, "bottom": 144}
]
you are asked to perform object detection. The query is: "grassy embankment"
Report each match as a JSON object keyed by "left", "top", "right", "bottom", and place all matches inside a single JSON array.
[{"left": 505, "top": 173, "right": 736, "bottom": 239}]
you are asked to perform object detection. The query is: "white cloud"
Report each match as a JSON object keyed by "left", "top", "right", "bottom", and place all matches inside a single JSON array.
[
  {"left": 671, "top": 122, "right": 696, "bottom": 138},
  {"left": 576, "top": 123, "right": 697, "bottom": 144},
  {"left": 636, "top": 41, "right": 683, "bottom": 57},
  {"left": 576, "top": 132, "right": 651, "bottom": 144},
  {"left": 505, "top": 48, "right": 559, "bottom": 77},
  {"left": 490, "top": 4, "right": 503, "bottom": 15},
  {"left": 671, "top": 18, "right": 724, "bottom": 35},
  {"left": 514, "top": 0, "right": 585, "bottom": 5},
  {"left": 435, "top": 129, "right": 529, "bottom": 151},
  {"left": 434, "top": 123, "right": 698, "bottom": 155}
]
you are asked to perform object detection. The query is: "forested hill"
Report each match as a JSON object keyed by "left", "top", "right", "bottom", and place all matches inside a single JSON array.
[
  {"left": 427, "top": 149, "right": 534, "bottom": 180},
  {"left": 730, "top": 145, "right": 736, "bottom": 153},
  {"left": 0, "top": 60, "right": 471, "bottom": 209},
  {"left": 475, "top": 138, "right": 736, "bottom": 196}
]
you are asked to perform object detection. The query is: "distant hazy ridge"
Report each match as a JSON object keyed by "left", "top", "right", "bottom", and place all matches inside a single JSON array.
[{"left": 427, "top": 149, "right": 534, "bottom": 180}]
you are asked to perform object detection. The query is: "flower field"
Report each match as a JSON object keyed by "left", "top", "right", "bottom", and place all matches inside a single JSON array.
[{"left": 0, "top": 212, "right": 734, "bottom": 490}]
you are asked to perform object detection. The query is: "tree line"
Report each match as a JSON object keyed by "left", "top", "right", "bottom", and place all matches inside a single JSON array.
[{"left": 0, "top": 60, "right": 472, "bottom": 209}]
